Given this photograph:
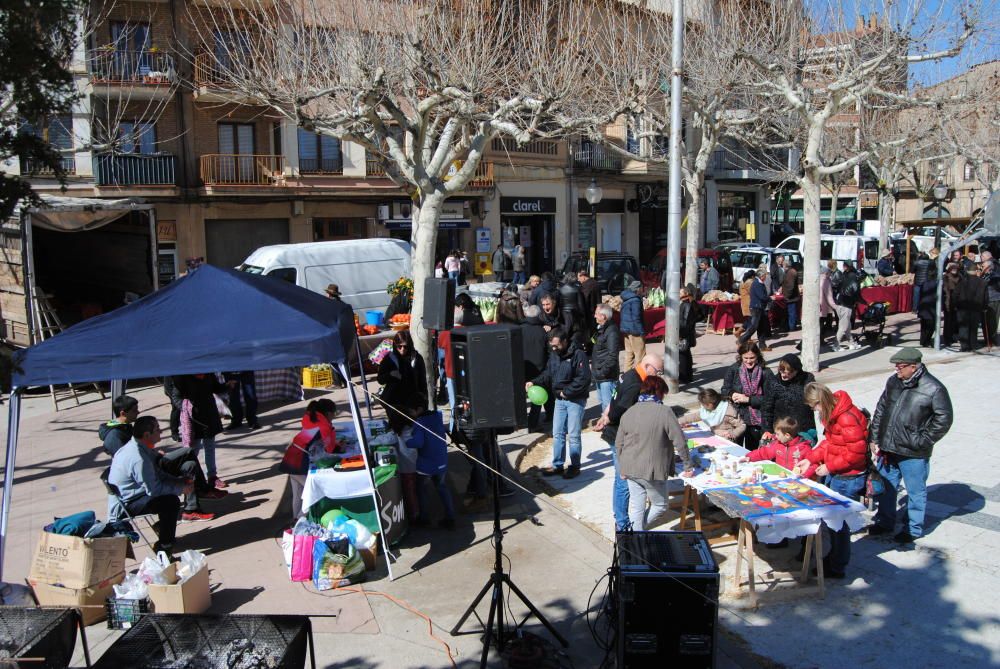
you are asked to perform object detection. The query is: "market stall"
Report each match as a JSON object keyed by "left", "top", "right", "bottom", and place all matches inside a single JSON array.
[
  {"left": 4, "top": 265, "right": 392, "bottom": 585},
  {"left": 699, "top": 299, "right": 743, "bottom": 334},
  {"left": 859, "top": 283, "right": 912, "bottom": 315}
]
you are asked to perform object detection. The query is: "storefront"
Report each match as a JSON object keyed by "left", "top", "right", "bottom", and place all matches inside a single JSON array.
[
  {"left": 499, "top": 196, "right": 556, "bottom": 275},
  {"left": 718, "top": 190, "right": 758, "bottom": 243},
  {"left": 382, "top": 200, "right": 472, "bottom": 261},
  {"left": 576, "top": 198, "right": 625, "bottom": 256}
]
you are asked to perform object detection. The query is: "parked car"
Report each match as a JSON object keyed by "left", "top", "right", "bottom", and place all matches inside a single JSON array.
[
  {"left": 713, "top": 240, "right": 762, "bottom": 256},
  {"left": 728, "top": 247, "right": 804, "bottom": 290},
  {"left": 643, "top": 248, "right": 719, "bottom": 288},
  {"left": 561, "top": 251, "right": 640, "bottom": 295},
  {"left": 775, "top": 233, "right": 880, "bottom": 273}
]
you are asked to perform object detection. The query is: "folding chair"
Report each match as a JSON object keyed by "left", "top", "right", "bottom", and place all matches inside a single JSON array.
[{"left": 100, "top": 467, "right": 157, "bottom": 553}]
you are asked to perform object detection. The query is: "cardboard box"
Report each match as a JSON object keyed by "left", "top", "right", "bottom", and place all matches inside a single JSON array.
[
  {"left": 29, "top": 572, "right": 124, "bottom": 627},
  {"left": 29, "top": 532, "right": 129, "bottom": 590},
  {"left": 147, "top": 562, "right": 211, "bottom": 614}
]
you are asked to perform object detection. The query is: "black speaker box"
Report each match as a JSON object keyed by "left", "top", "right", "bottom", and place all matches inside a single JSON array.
[
  {"left": 423, "top": 278, "right": 455, "bottom": 331},
  {"left": 450, "top": 325, "right": 526, "bottom": 430},
  {"left": 615, "top": 532, "right": 719, "bottom": 668}
]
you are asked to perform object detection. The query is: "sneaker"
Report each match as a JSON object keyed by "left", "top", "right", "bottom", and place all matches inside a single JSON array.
[
  {"left": 830, "top": 344, "right": 843, "bottom": 352},
  {"left": 894, "top": 531, "right": 917, "bottom": 544},
  {"left": 181, "top": 510, "right": 215, "bottom": 522},
  {"left": 199, "top": 488, "right": 228, "bottom": 500},
  {"left": 849, "top": 341, "right": 863, "bottom": 350},
  {"left": 208, "top": 476, "right": 229, "bottom": 489},
  {"left": 541, "top": 466, "right": 564, "bottom": 477},
  {"left": 563, "top": 465, "right": 581, "bottom": 479}
]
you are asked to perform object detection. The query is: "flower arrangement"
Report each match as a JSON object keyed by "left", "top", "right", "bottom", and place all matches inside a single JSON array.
[{"left": 387, "top": 276, "right": 414, "bottom": 298}]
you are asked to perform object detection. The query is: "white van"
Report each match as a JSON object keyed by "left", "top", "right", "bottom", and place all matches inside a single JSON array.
[
  {"left": 775, "top": 234, "right": 880, "bottom": 272},
  {"left": 239, "top": 239, "right": 411, "bottom": 312}
]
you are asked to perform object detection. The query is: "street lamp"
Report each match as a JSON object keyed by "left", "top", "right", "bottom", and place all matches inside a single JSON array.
[
  {"left": 585, "top": 178, "right": 603, "bottom": 277},
  {"left": 932, "top": 178, "right": 949, "bottom": 250}
]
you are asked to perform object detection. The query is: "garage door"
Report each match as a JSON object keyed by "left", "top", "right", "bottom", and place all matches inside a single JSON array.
[{"left": 205, "top": 219, "right": 289, "bottom": 269}]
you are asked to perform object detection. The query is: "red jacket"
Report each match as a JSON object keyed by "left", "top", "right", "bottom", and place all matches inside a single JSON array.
[
  {"left": 806, "top": 390, "right": 868, "bottom": 476},
  {"left": 301, "top": 412, "right": 337, "bottom": 453},
  {"left": 748, "top": 435, "right": 815, "bottom": 476}
]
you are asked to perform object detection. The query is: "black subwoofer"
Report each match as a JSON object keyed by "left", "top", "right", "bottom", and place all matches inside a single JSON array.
[{"left": 450, "top": 325, "right": 525, "bottom": 430}]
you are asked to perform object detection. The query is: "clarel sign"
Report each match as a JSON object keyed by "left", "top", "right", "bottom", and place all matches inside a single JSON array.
[{"left": 500, "top": 197, "right": 556, "bottom": 214}]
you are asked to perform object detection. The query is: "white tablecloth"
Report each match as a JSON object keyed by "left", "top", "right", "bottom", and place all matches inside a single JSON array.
[{"left": 299, "top": 418, "right": 396, "bottom": 511}]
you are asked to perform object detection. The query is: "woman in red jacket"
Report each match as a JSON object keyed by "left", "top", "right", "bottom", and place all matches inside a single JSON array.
[{"left": 794, "top": 382, "right": 868, "bottom": 579}]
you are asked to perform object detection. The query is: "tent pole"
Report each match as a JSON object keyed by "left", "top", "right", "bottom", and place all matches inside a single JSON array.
[
  {"left": 0, "top": 388, "right": 22, "bottom": 584},
  {"left": 339, "top": 362, "right": 395, "bottom": 581},
  {"left": 353, "top": 335, "right": 372, "bottom": 420}
]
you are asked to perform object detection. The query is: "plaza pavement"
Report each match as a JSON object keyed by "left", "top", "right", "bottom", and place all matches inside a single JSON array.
[{"left": 2, "top": 310, "right": 997, "bottom": 667}]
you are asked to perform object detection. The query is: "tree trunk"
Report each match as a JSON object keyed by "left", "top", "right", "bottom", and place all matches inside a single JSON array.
[
  {"left": 800, "top": 173, "right": 822, "bottom": 373},
  {"left": 409, "top": 191, "right": 445, "bottom": 409},
  {"left": 878, "top": 190, "right": 895, "bottom": 252},
  {"left": 684, "top": 173, "right": 704, "bottom": 287},
  {"left": 828, "top": 186, "right": 840, "bottom": 228}
]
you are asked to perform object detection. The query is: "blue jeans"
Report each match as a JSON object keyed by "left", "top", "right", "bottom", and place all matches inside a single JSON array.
[
  {"left": 608, "top": 440, "right": 630, "bottom": 531},
  {"left": 874, "top": 455, "right": 930, "bottom": 537},
  {"left": 824, "top": 473, "right": 866, "bottom": 573},
  {"left": 227, "top": 371, "right": 257, "bottom": 425},
  {"left": 192, "top": 437, "right": 217, "bottom": 478},
  {"left": 912, "top": 284, "right": 921, "bottom": 314},
  {"left": 597, "top": 380, "right": 615, "bottom": 412},
  {"left": 551, "top": 398, "right": 585, "bottom": 469},
  {"left": 513, "top": 271, "right": 527, "bottom": 286},
  {"left": 787, "top": 300, "right": 799, "bottom": 330},
  {"left": 448, "top": 270, "right": 459, "bottom": 284},
  {"left": 416, "top": 471, "right": 455, "bottom": 521}
]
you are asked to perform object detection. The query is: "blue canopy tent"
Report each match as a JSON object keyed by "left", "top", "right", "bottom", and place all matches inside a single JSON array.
[{"left": 2, "top": 264, "right": 393, "bottom": 581}]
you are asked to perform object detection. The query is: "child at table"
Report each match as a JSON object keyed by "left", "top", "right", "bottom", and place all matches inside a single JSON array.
[
  {"left": 403, "top": 404, "right": 456, "bottom": 530},
  {"left": 742, "top": 416, "right": 815, "bottom": 476},
  {"left": 680, "top": 388, "right": 746, "bottom": 442},
  {"left": 280, "top": 399, "right": 340, "bottom": 522}
]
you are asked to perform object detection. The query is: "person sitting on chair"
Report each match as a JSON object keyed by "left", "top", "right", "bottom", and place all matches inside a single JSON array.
[{"left": 108, "top": 416, "right": 224, "bottom": 553}]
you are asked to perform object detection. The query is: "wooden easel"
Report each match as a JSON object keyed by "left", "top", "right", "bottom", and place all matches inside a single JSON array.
[{"left": 32, "top": 291, "right": 105, "bottom": 411}]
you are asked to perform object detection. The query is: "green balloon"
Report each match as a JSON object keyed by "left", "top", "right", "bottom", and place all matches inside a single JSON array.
[
  {"left": 320, "top": 509, "right": 345, "bottom": 528},
  {"left": 527, "top": 385, "right": 548, "bottom": 406}
]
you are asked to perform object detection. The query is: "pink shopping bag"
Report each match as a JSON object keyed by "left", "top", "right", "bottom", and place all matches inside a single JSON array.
[{"left": 290, "top": 533, "right": 318, "bottom": 582}]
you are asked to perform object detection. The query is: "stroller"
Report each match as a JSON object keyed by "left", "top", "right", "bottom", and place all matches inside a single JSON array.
[{"left": 856, "top": 301, "right": 890, "bottom": 348}]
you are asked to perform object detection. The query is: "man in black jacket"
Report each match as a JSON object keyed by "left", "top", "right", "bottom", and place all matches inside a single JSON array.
[
  {"left": 527, "top": 329, "right": 591, "bottom": 479},
  {"left": 595, "top": 353, "right": 664, "bottom": 530},
  {"left": 869, "top": 347, "right": 953, "bottom": 543},
  {"left": 591, "top": 304, "right": 621, "bottom": 410}
]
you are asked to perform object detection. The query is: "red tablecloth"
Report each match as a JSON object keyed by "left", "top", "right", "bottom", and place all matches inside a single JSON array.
[
  {"left": 700, "top": 300, "right": 743, "bottom": 332},
  {"left": 858, "top": 284, "right": 912, "bottom": 316},
  {"left": 612, "top": 306, "right": 666, "bottom": 340}
]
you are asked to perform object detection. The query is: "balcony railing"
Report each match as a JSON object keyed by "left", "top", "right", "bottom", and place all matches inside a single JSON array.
[
  {"left": 200, "top": 154, "right": 283, "bottom": 185},
  {"left": 467, "top": 161, "right": 494, "bottom": 189},
  {"left": 95, "top": 153, "right": 176, "bottom": 186},
  {"left": 491, "top": 137, "right": 560, "bottom": 155},
  {"left": 194, "top": 51, "right": 243, "bottom": 88},
  {"left": 710, "top": 147, "right": 787, "bottom": 173},
  {"left": 21, "top": 156, "right": 75, "bottom": 176},
  {"left": 366, "top": 155, "right": 386, "bottom": 177},
  {"left": 299, "top": 157, "right": 343, "bottom": 175},
  {"left": 573, "top": 142, "right": 623, "bottom": 172},
  {"left": 88, "top": 49, "right": 175, "bottom": 85}
]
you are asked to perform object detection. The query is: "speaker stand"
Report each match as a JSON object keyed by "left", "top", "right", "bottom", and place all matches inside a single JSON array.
[{"left": 450, "top": 430, "right": 568, "bottom": 667}]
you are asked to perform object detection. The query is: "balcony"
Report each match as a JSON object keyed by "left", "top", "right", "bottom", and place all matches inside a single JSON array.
[
  {"left": 366, "top": 155, "right": 387, "bottom": 177},
  {"left": 573, "top": 142, "right": 623, "bottom": 172},
  {"left": 95, "top": 153, "right": 176, "bottom": 187},
  {"left": 200, "top": 154, "right": 283, "bottom": 186},
  {"left": 88, "top": 49, "right": 175, "bottom": 100},
  {"left": 193, "top": 52, "right": 258, "bottom": 103},
  {"left": 299, "top": 157, "right": 343, "bottom": 175},
  {"left": 491, "top": 137, "right": 559, "bottom": 155},
  {"left": 20, "top": 156, "right": 75, "bottom": 176},
  {"left": 709, "top": 147, "right": 788, "bottom": 177},
  {"left": 466, "top": 161, "right": 494, "bottom": 189}
]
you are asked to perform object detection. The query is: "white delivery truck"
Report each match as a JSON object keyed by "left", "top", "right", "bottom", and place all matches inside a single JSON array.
[
  {"left": 775, "top": 233, "right": 880, "bottom": 273},
  {"left": 239, "top": 239, "right": 412, "bottom": 313}
]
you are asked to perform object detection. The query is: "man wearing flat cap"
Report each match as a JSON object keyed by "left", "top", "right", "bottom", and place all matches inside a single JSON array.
[
  {"left": 868, "top": 347, "right": 953, "bottom": 544},
  {"left": 325, "top": 284, "right": 341, "bottom": 299}
]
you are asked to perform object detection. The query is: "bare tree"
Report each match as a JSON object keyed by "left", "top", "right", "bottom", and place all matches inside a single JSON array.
[
  {"left": 186, "top": 0, "right": 632, "bottom": 397},
  {"left": 736, "top": 0, "right": 982, "bottom": 372},
  {"left": 936, "top": 61, "right": 1000, "bottom": 195}
]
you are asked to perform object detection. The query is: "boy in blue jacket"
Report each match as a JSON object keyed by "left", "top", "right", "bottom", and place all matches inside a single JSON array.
[{"left": 405, "top": 405, "right": 456, "bottom": 529}]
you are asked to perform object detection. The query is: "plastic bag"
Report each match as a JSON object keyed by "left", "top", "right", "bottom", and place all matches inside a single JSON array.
[
  {"left": 113, "top": 572, "right": 149, "bottom": 599},
  {"left": 138, "top": 551, "right": 171, "bottom": 585},
  {"left": 312, "top": 539, "right": 365, "bottom": 591},
  {"left": 176, "top": 549, "right": 206, "bottom": 583},
  {"left": 367, "top": 338, "right": 394, "bottom": 366}
]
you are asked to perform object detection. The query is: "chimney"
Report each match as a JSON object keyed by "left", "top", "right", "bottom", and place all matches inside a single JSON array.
[{"left": 856, "top": 16, "right": 865, "bottom": 33}]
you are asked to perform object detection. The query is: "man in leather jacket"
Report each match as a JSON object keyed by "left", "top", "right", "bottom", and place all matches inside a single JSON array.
[{"left": 868, "top": 347, "right": 953, "bottom": 543}]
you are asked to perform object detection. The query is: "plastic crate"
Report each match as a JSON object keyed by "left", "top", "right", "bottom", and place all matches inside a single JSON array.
[
  {"left": 106, "top": 597, "right": 150, "bottom": 630},
  {"left": 302, "top": 367, "right": 334, "bottom": 388}
]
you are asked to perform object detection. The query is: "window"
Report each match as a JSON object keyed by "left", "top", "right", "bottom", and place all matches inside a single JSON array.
[
  {"left": 964, "top": 161, "right": 975, "bottom": 182},
  {"left": 266, "top": 267, "right": 297, "bottom": 284},
  {"left": 864, "top": 240, "right": 880, "bottom": 260},
  {"left": 20, "top": 116, "right": 75, "bottom": 173},
  {"left": 118, "top": 122, "right": 156, "bottom": 154},
  {"left": 313, "top": 218, "right": 364, "bottom": 240},
  {"left": 111, "top": 21, "right": 152, "bottom": 76},
  {"left": 297, "top": 129, "right": 342, "bottom": 174}
]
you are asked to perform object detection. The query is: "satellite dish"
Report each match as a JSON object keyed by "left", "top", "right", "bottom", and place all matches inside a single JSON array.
[{"left": 983, "top": 191, "right": 999, "bottom": 235}]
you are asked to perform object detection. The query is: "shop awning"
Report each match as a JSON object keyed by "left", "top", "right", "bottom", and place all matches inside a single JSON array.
[
  {"left": 382, "top": 219, "right": 471, "bottom": 230},
  {"left": 771, "top": 205, "right": 856, "bottom": 223},
  {"left": 19, "top": 195, "right": 152, "bottom": 231}
]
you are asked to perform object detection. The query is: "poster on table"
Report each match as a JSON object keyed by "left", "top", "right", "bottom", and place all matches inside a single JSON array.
[{"left": 706, "top": 479, "right": 849, "bottom": 520}]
